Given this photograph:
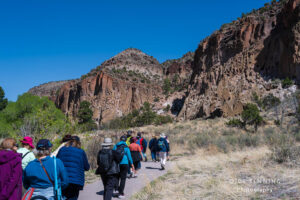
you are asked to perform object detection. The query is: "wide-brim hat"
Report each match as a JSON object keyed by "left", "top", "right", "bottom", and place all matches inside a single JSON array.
[
  {"left": 160, "top": 133, "right": 166, "bottom": 138},
  {"left": 102, "top": 138, "right": 114, "bottom": 146},
  {"left": 20, "top": 136, "right": 34, "bottom": 149}
]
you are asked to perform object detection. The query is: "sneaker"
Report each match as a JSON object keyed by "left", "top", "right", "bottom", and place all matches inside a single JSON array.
[{"left": 118, "top": 194, "right": 125, "bottom": 199}]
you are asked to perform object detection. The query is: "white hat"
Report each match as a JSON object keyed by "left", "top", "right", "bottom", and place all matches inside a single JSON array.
[
  {"left": 102, "top": 138, "right": 114, "bottom": 146},
  {"left": 160, "top": 133, "right": 166, "bottom": 138}
]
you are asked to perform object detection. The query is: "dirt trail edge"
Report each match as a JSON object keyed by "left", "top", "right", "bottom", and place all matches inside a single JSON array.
[{"left": 79, "top": 161, "right": 172, "bottom": 200}]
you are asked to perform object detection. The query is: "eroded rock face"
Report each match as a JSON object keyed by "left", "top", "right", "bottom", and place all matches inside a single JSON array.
[
  {"left": 55, "top": 71, "right": 162, "bottom": 124},
  {"left": 179, "top": 0, "right": 300, "bottom": 120},
  {"left": 29, "top": 48, "right": 191, "bottom": 124}
]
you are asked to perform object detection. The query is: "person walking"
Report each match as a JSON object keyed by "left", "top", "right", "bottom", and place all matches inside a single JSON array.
[
  {"left": 57, "top": 136, "right": 90, "bottom": 200},
  {"left": 17, "top": 136, "right": 35, "bottom": 170},
  {"left": 0, "top": 138, "right": 22, "bottom": 200},
  {"left": 96, "top": 138, "right": 120, "bottom": 200},
  {"left": 129, "top": 138, "right": 143, "bottom": 173},
  {"left": 52, "top": 135, "right": 73, "bottom": 157},
  {"left": 113, "top": 135, "right": 135, "bottom": 199},
  {"left": 23, "top": 139, "right": 69, "bottom": 199},
  {"left": 148, "top": 135, "right": 158, "bottom": 162},
  {"left": 125, "top": 131, "right": 133, "bottom": 146},
  {"left": 165, "top": 136, "right": 170, "bottom": 161},
  {"left": 136, "top": 132, "right": 147, "bottom": 162},
  {"left": 157, "top": 133, "right": 169, "bottom": 170}
]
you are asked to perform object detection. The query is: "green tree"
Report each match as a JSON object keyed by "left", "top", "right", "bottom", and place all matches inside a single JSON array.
[
  {"left": 0, "top": 86, "right": 8, "bottom": 111},
  {"left": 77, "top": 101, "right": 93, "bottom": 124},
  {"left": 163, "top": 78, "right": 171, "bottom": 95},
  {"left": 0, "top": 93, "right": 71, "bottom": 140},
  {"left": 241, "top": 103, "right": 263, "bottom": 131}
]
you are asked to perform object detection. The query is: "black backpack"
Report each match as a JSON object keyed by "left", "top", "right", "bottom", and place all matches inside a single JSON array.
[
  {"left": 115, "top": 144, "right": 126, "bottom": 163},
  {"left": 96, "top": 149, "right": 113, "bottom": 174}
]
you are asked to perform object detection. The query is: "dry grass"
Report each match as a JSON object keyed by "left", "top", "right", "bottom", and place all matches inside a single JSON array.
[{"left": 131, "top": 146, "right": 300, "bottom": 200}]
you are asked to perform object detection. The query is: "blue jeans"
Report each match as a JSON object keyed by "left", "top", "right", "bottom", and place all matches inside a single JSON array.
[
  {"left": 151, "top": 151, "right": 156, "bottom": 160},
  {"left": 31, "top": 187, "right": 55, "bottom": 200}
]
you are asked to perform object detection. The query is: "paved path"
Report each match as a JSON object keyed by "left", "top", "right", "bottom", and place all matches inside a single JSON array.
[{"left": 79, "top": 161, "right": 171, "bottom": 200}]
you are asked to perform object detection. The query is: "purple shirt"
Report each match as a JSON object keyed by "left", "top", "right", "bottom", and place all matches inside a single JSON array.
[{"left": 0, "top": 150, "right": 22, "bottom": 200}]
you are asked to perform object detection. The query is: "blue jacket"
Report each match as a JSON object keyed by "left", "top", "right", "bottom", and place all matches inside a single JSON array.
[
  {"left": 157, "top": 138, "right": 169, "bottom": 153},
  {"left": 23, "top": 156, "right": 68, "bottom": 190},
  {"left": 57, "top": 146, "right": 90, "bottom": 187},
  {"left": 113, "top": 141, "right": 133, "bottom": 165}
]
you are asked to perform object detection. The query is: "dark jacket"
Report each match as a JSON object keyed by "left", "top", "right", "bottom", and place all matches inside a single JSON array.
[
  {"left": 0, "top": 150, "right": 22, "bottom": 200},
  {"left": 97, "top": 149, "right": 120, "bottom": 175},
  {"left": 149, "top": 138, "right": 158, "bottom": 152},
  {"left": 57, "top": 146, "right": 90, "bottom": 187}
]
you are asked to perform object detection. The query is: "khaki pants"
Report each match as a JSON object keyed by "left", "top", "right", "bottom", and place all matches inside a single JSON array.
[{"left": 159, "top": 152, "right": 167, "bottom": 168}]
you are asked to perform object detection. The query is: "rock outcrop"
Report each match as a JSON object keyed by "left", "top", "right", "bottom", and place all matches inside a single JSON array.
[
  {"left": 179, "top": 0, "right": 300, "bottom": 120},
  {"left": 29, "top": 49, "right": 190, "bottom": 124}
]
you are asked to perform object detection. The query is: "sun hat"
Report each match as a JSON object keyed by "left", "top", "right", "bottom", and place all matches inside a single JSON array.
[
  {"left": 160, "top": 133, "right": 166, "bottom": 138},
  {"left": 36, "top": 139, "right": 53, "bottom": 150},
  {"left": 20, "top": 136, "right": 34, "bottom": 149},
  {"left": 102, "top": 138, "right": 114, "bottom": 146}
]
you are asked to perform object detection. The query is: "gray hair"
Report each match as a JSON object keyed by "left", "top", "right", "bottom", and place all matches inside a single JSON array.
[{"left": 36, "top": 149, "right": 51, "bottom": 157}]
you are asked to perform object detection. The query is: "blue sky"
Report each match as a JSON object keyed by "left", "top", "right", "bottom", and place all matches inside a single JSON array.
[{"left": 0, "top": 0, "right": 270, "bottom": 101}]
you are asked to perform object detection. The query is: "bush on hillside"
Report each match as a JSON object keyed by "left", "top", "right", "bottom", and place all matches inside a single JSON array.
[
  {"left": 0, "top": 86, "right": 8, "bottom": 111},
  {"left": 282, "top": 77, "right": 293, "bottom": 88},
  {"left": 241, "top": 103, "right": 263, "bottom": 131},
  {"left": 102, "top": 102, "right": 173, "bottom": 129},
  {"left": 0, "top": 93, "right": 72, "bottom": 140},
  {"left": 261, "top": 94, "right": 281, "bottom": 110},
  {"left": 226, "top": 118, "right": 243, "bottom": 128}
]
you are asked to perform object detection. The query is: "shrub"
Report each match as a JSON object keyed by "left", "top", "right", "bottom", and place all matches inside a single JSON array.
[
  {"left": 282, "top": 77, "right": 293, "bottom": 88},
  {"left": 226, "top": 119, "right": 243, "bottom": 128},
  {"left": 261, "top": 94, "right": 280, "bottom": 110},
  {"left": 252, "top": 92, "right": 263, "bottom": 108},
  {"left": 163, "top": 78, "right": 171, "bottom": 95},
  {"left": 0, "top": 86, "right": 8, "bottom": 111},
  {"left": 238, "top": 134, "right": 260, "bottom": 149},
  {"left": 241, "top": 103, "right": 263, "bottom": 131},
  {"left": 77, "top": 101, "right": 93, "bottom": 124},
  {"left": 163, "top": 105, "right": 170, "bottom": 112},
  {"left": 270, "top": 134, "right": 295, "bottom": 163}
]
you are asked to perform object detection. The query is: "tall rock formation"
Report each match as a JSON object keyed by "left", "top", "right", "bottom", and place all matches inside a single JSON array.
[{"left": 179, "top": 0, "right": 300, "bottom": 120}]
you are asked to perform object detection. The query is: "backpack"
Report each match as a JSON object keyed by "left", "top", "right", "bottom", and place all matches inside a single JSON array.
[
  {"left": 136, "top": 138, "right": 144, "bottom": 151},
  {"left": 115, "top": 144, "right": 126, "bottom": 163},
  {"left": 157, "top": 139, "right": 166, "bottom": 151},
  {"left": 97, "top": 150, "right": 113, "bottom": 174}
]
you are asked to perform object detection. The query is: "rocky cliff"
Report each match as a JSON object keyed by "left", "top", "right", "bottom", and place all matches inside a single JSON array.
[
  {"left": 179, "top": 0, "right": 300, "bottom": 120},
  {"left": 29, "top": 49, "right": 192, "bottom": 124}
]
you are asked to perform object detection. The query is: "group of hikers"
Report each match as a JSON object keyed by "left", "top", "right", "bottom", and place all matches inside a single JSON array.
[{"left": 0, "top": 131, "right": 170, "bottom": 200}]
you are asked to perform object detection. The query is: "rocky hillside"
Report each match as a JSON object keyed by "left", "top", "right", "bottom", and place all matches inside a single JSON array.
[
  {"left": 28, "top": 80, "right": 70, "bottom": 100},
  {"left": 29, "top": 49, "right": 192, "bottom": 124},
  {"left": 179, "top": 0, "right": 300, "bottom": 120}
]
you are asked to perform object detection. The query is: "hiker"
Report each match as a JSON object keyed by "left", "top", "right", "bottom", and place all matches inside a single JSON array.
[
  {"left": 17, "top": 136, "right": 35, "bottom": 170},
  {"left": 136, "top": 132, "right": 148, "bottom": 162},
  {"left": 148, "top": 135, "right": 158, "bottom": 162},
  {"left": 0, "top": 138, "right": 22, "bottom": 200},
  {"left": 113, "top": 135, "right": 135, "bottom": 199},
  {"left": 23, "top": 139, "right": 69, "bottom": 200},
  {"left": 129, "top": 137, "right": 143, "bottom": 173},
  {"left": 157, "top": 133, "right": 169, "bottom": 170},
  {"left": 52, "top": 134, "right": 73, "bottom": 157},
  {"left": 125, "top": 130, "right": 133, "bottom": 146},
  {"left": 57, "top": 136, "right": 90, "bottom": 200},
  {"left": 96, "top": 138, "right": 120, "bottom": 200},
  {"left": 165, "top": 136, "right": 170, "bottom": 161}
]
